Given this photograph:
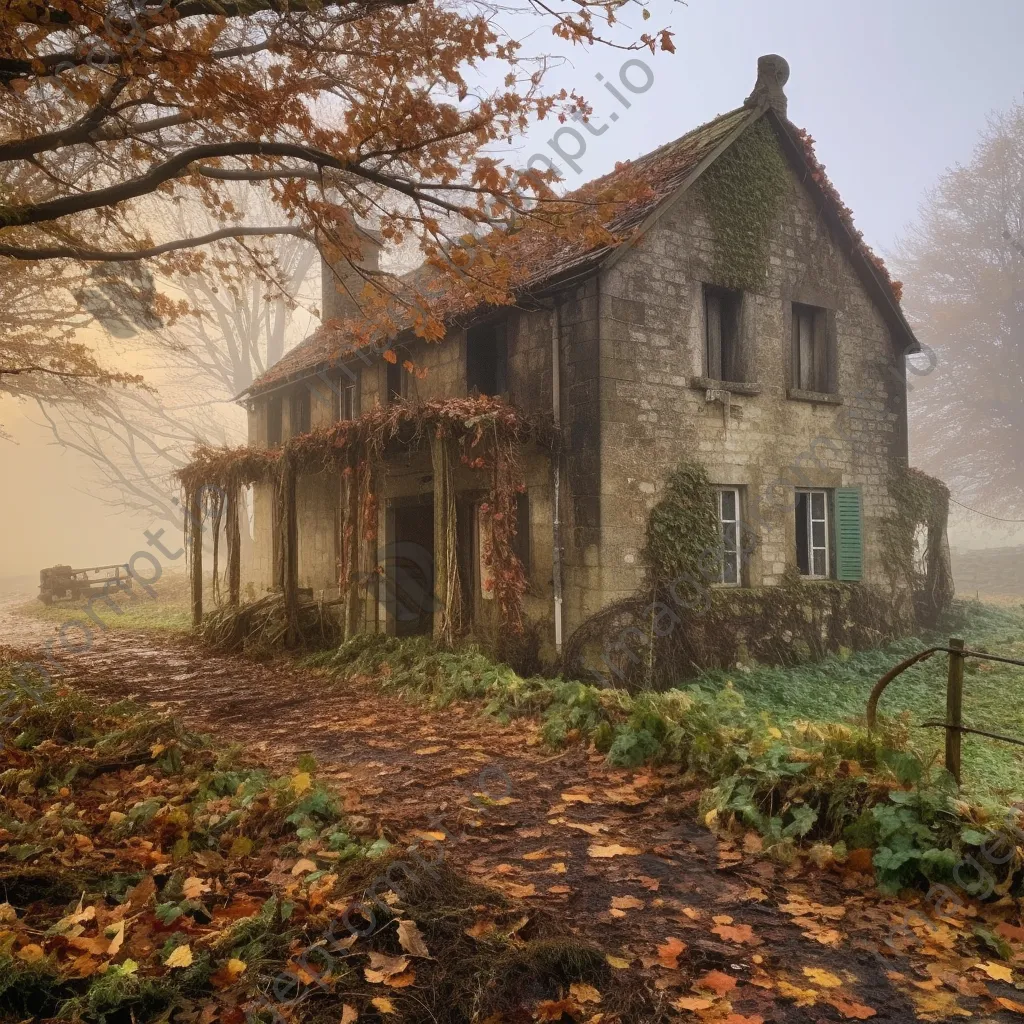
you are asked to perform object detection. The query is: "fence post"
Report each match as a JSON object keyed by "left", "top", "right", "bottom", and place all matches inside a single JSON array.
[{"left": 945, "top": 637, "right": 965, "bottom": 785}]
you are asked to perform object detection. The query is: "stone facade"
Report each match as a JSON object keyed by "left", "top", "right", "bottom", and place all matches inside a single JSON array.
[
  {"left": 241, "top": 104, "right": 917, "bottom": 663},
  {"left": 594, "top": 153, "right": 909, "bottom": 606}
]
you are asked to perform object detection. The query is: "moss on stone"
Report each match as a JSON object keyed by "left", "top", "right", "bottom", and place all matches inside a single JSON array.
[{"left": 697, "top": 116, "right": 790, "bottom": 291}]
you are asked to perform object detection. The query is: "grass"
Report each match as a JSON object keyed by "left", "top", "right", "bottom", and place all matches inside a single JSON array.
[
  {"left": 18, "top": 573, "right": 194, "bottom": 633},
  {"left": 695, "top": 599, "right": 1024, "bottom": 797}
]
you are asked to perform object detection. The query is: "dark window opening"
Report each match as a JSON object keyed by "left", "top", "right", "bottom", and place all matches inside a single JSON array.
[
  {"left": 290, "top": 388, "right": 311, "bottom": 437},
  {"left": 392, "top": 500, "right": 434, "bottom": 636},
  {"left": 386, "top": 351, "right": 408, "bottom": 404},
  {"left": 704, "top": 285, "right": 743, "bottom": 382},
  {"left": 466, "top": 323, "right": 507, "bottom": 397},
  {"left": 511, "top": 491, "right": 530, "bottom": 573},
  {"left": 792, "top": 303, "right": 833, "bottom": 392},
  {"left": 796, "top": 489, "right": 831, "bottom": 578},
  {"left": 267, "top": 395, "right": 283, "bottom": 447},
  {"left": 332, "top": 371, "right": 358, "bottom": 421}
]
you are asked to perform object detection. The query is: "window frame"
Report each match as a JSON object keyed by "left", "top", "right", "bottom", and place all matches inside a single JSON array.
[
  {"left": 289, "top": 388, "right": 311, "bottom": 438},
  {"left": 791, "top": 302, "right": 835, "bottom": 394},
  {"left": 466, "top": 321, "right": 508, "bottom": 397},
  {"left": 266, "top": 394, "right": 283, "bottom": 447},
  {"left": 386, "top": 350, "right": 409, "bottom": 404},
  {"left": 716, "top": 487, "right": 742, "bottom": 586},
  {"left": 704, "top": 285, "right": 744, "bottom": 384},
  {"left": 795, "top": 488, "right": 832, "bottom": 579},
  {"left": 332, "top": 370, "right": 359, "bottom": 421}
]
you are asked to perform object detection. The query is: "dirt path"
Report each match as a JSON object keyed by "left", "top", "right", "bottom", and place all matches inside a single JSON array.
[{"left": 2, "top": 597, "right": 1016, "bottom": 1022}]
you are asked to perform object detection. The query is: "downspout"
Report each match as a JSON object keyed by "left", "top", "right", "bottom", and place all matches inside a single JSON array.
[{"left": 551, "top": 301, "right": 564, "bottom": 658}]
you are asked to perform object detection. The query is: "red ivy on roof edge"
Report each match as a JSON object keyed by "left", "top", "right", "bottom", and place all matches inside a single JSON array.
[{"left": 790, "top": 126, "right": 904, "bottom": 304}]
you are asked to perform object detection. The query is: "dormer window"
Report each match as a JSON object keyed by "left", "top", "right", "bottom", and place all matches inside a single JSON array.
[{"left": 466, "top": 322, "right": 507, "bottom": 397}]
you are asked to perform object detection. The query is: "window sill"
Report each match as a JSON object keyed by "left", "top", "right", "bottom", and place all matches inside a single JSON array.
[
  {"left": 787, "top": 388, "right": 843, "bottom": 405},
  {"left": 690, "top": 377, "right": 762, "bottom": 396}
]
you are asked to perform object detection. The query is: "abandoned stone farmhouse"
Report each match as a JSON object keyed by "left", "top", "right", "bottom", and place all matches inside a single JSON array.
[{"left": 185, "top": 55, "right": 951, "bottom": 673}]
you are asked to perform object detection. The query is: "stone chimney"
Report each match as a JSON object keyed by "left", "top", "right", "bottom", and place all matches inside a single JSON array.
[
  {"left": 744, "top": 54, "right": 790, "bottom": 117},
  {"left": 320, "top": 221, "right": 383, "bottom": 325}
]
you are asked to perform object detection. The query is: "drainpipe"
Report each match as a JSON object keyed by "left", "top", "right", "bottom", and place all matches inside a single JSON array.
[{"left": 551, "top": 302, "right": 564, "bottom": 658}]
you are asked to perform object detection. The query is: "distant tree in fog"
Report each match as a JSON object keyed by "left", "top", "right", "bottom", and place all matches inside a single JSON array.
[{"left": 893, "top": 101, "right": 1024, "bottom": 515}]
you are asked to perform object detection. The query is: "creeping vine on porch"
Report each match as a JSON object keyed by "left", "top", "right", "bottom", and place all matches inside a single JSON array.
[{"left": 177, "top": 396, "right": 553, "bottom": 645}]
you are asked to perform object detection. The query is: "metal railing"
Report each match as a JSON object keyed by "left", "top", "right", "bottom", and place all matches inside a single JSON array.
[{"left": 866, "top": 636, "right": 1024, "bottom": 784}]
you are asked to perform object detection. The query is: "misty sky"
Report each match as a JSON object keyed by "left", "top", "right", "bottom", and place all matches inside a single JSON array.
[{"left": 2, "top": 0, "right": 1023, "bottom": 580}]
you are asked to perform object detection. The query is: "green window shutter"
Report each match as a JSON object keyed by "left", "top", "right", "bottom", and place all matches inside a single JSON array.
[{"left": 834, "top": 487, "right": 863, "bottom": 581}]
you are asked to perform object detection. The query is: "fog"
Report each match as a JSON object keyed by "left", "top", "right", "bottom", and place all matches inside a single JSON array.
[{"left": 2, "top": 0, "right": 1023, "bottom": 590}]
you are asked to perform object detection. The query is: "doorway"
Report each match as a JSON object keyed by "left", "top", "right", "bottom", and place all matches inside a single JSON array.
[{"left": 390, "top": 498, "right": 434, "bottom": 636}]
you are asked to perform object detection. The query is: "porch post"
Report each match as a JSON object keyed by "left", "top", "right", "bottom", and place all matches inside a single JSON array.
[
  {"left": 282, "top": 459, "right": 300, "bottom": 646},
  {"left": 188, "top": 488, "right": 203, "bottom": 627},
  {"left": 226, "top": 484, "right": 241, "bottom": 608},
  {"left": 431, "top": 433, "right": 460, "bottom": 644},
  {"left": 342, "top": 456, "right": 361, "bottom": 639}
]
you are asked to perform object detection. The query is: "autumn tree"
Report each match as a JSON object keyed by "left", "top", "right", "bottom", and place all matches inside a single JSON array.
[
  {"left": 33, "top": 183, "right": 320, "bottom": 523},
  {"left": 893, "top": 101, "right": 1024, "bottom": 515},
  {"left": 1, "top": 0, "right": 676, "bottom": 396}
]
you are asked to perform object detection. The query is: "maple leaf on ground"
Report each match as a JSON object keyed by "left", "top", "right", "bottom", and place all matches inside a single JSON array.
[
  {"left": 654, "top": 937, "right": 687, "bottom": 970},
  {"left": 975, "top": 960, "right": 1014, "bottom": 982},
  {"left": 164, "top": 944, "right": 193, "bottom": 969},
  {"left": 712, "top": 921, "right": 758, "bottom": 945},
  {"left": 610, "top": 895, "right": 644, "bottom": 912},
  {"left": 588, "top": 843, "right": 641, "bottom": 858},
  {"left": 341, "top": 1005, "right": 359, "bottom": 1023},
  {"left": 569, "top": 982, "right": 601, "bottom": 1004},
  {"left": 802, "top": 967, "right": 843, "bottom": 988},
  {"left": 364, "top": 952, "right": 409, "bottom": 983},
  {"left": 534, "top": 998, "right": 580, "bottom": 1020},
  {"left": 674, "top": 996, "right": 714, "bottom": 1011},
  {"left": 695, "top": 970, "right": 738, "bottom": 997},
  {"left": 371, "top": 997, "right": 396, "bottom": 1014},
  {"left": 825, "top": 993, "right": 878, "bottom": 1019}
]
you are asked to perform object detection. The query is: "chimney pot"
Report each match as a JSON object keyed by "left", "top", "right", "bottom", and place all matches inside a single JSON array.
[{"left": 744, "top": 54, "right": 790, "bottom": 117}]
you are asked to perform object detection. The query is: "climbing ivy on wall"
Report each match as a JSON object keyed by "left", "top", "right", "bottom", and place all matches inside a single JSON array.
[
  {"left": 883, "top": 466, "right": 954, "bottom": 627},
  {"left": 697, "top": 116, "right": 790, "bottom": 291},
  {"left": 641, "top": 459, "right": 720, "bottom": 593}
]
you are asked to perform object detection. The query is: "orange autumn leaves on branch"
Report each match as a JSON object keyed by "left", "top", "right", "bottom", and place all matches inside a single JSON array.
[{"left": 0, "top": 0, "right": 680, "bottom": 390}]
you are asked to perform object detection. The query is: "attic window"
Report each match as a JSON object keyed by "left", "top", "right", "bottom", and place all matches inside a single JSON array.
[
  {"left": 290, "top": 388, "right": 311, "bottom": 437},
  {"left": 704, "top": 286, "right": 744, "bottom": 383},
  {"left": 267, "top": 395, "right": 283, "bottom": 447},
  {"left": 466, "top": 323, "right": 507, "bottom": 397},
  {"left": 792, "top": 303, "right": 835, "bottom": 393}
]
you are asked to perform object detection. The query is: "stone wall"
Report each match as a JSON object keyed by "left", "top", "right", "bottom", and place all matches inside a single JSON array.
[{"left": 595, "top": 128, "right": 909, "bottom": 611}]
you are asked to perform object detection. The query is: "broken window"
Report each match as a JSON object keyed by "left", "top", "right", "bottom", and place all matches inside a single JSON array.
[
  {"left": 792, "top": 303, "right": 834, "bottom": 392},
  {"left": 466, "top": 322, "right": 507, "bottom": 396},
  {"left": 704, "top": 286, "right": 743, "bottom": 382},
  {"left": 266, "top": 395, "right": 283, "bottom": 447},
  {"left": 796, "top": 489, "right": 831, "bottom": 578},
  {"left": 717, "top": 488, "right": 741, "bottom": 585},
  {"left": 290, "top": 388, "right": 311, "bottom": 437}
]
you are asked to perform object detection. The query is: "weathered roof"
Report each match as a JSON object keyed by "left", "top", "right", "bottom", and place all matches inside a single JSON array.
[{"left": 245, "top": 90, "right": 917, "bottom": 397}]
